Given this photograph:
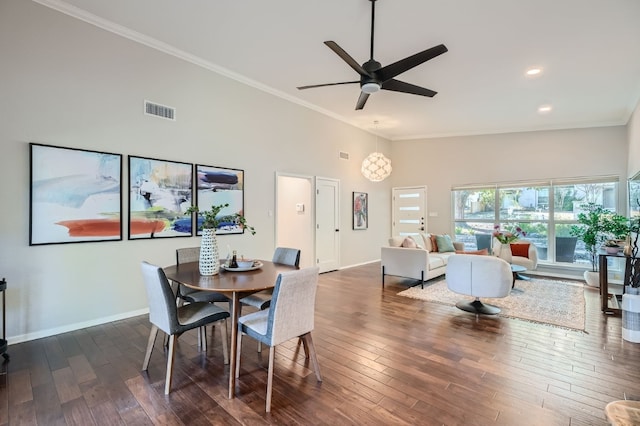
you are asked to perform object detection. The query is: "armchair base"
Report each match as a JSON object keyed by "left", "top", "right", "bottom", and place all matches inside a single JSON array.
[{"left": 455, "top": 298, "right": 501, "bottom": 315}]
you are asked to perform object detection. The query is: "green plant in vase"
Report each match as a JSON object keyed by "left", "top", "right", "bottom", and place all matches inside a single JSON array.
[{"left": 185, "top": 204, "right": 255, "bottom": 275}]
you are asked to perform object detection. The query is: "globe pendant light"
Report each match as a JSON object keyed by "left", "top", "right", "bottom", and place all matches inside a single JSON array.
[{"left": 361, "top": 121, "right": 392, "bottom": 182}]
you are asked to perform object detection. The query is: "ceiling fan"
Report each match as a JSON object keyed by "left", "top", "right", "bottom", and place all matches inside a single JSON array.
[{"left": 297, "top": 0, "right": 448, "bottom": 110}]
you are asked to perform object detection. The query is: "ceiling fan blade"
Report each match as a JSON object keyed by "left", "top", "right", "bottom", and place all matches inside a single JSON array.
[
  {"left": 324, "top": 41, "right": 372, "bottom": 77},
  {"left": 297, "top": 81, "right": 359, "bottom": 90},
  {"left": 376, "top": 44, "right": 448, "bottom": 82},
  {"left": 355, "top": 91, "right": 370, "bottom": 110},
  {"left": 382, "top": 79, "right": 437, "bottom": 97}
]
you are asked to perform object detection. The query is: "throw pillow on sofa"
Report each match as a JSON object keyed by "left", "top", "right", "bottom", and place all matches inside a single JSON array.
[
  {"left": 510, "top": 243, "right": 530, "bottom": 258},
  {"left": 401, "top": 236, "right": 417, "bottom": 248},
  {"left": 436, "top": 234, "right": 456, "bottom": 252},
  {"left": 419, "top": 233, "right": 433, "bottom": 252}
]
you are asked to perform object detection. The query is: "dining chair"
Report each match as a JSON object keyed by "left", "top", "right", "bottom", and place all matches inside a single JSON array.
[
  {"left": 235, "top": 266, "right": 322, "bottom": 412},
  {"left": 140, "top": 261, "right": 230, "bottom": 395},
  {"left": 239, "top": 247, "right": 301, "bottom": 353},
  {"left": 175, "top": 247, "right": 231, "bottom": 308},
  {"left": 239, "top": 247, "right": 300, "bottom": 311}
]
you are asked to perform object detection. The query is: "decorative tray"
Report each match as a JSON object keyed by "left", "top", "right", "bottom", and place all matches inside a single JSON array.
[{"left": 220, "top": 261, "right": 263, "bottom": 272}]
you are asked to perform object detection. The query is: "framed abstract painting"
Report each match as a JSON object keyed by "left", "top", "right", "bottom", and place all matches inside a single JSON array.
[
  {"left": 29, "top": 143, "right": 123, "bottom": 245},
  {"left": 128, "top": 155, "right": 193, "bottom": 239},
  {"left": 353, "top": 191, "right": 368, "bottom": 230},
  {"left": 194, "top": 164, "right": 245, "bottom": 235}
]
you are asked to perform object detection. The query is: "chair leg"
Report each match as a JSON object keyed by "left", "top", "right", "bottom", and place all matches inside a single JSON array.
[
  {"left": 301, "top": 333, "right": 322, "bottom": 382},
  {"left": 235, "top": 326, "right": 243, "bottom": 379},
  {"left": 266, "top": 345, "right": 275, "bottom": 413},
  {"left": 165, "top": 334, "right": 177, "bottom": 395},
  {"left": 197, "top": 326, "right": 208, "bottom": 351},
  {"left": 257, "top": 340, "right": 262, "bottom": 353},
  {"left": 142, "top": 325, "right": 159, "bottom": 371},
  {"left": 220, "top": 319, "right": 229, "bottom": 365}
]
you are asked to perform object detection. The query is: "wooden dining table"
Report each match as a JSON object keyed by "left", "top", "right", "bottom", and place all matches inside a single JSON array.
[{"left": 163, "top": 260, "right": 297, "bottom": 398}]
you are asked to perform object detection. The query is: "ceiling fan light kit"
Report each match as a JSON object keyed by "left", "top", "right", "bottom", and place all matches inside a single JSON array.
[{"left": 297, "top": 0, "right": 447, "bottom": 110}]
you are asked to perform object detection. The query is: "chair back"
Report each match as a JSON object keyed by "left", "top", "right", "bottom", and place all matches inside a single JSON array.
[
  {"left": 141, "top": 261, "right": 179, "bottom": 335},
  {"left": 266, "top": 266, "right": 319, "bottom": 346},
  {"left": 272, "top": 247, "right": 301, "bottom": 267},
  {"left": 475, "top": 234, "right": 492, "bottom": 251},
  {"left": 176, "top": 247, "right": 200, "bottom": 264},
  {"left": 446, "top": 255, "right": 512, "bottom": 298}
]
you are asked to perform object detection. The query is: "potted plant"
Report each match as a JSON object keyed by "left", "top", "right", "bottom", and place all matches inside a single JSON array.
[
  {"left": 570, "top": 203, "right": 629, "bottom": 287},
  {"left": 604, "top": 239, "right": 621, "bottom": 254},
  {"left": 185, "top": 204, "right": 255, "bottom": 275}
]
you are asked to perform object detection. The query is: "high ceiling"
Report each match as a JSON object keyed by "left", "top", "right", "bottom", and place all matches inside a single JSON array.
[{"left": 38, "top": 0, "right": 640, "bottom": 140}]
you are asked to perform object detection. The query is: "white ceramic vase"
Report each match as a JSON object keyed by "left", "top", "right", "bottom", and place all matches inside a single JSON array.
[
  {"left": 199, "top": 228, "right": 220, "bottom": 276},
  {"left": 622, "top": 287, "right": 640, "bottom": 343},
  {"left": 497, "top": 243, "right": 512, "bottom": 263}
]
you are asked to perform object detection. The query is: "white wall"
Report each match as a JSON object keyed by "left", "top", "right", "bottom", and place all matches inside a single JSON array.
[
  {"left": 390, "top": 126, "right": 629, "bottom": 233},
  {"left": 0, "top": 0, "right": 392, "bottom": 342},
  {"left": 628, "top": 100, "right": 640, "bottom": 178}
]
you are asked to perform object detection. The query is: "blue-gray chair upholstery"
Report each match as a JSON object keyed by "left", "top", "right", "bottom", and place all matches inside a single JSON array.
[
  {"left": 176, "top": 247, "right": 231, "bottom": 307},
  {"left": 140, "top": 261, "right": 230, "bottom": 394},
  {"left": 235, "top": 266, "right": 322, "bottom": 412},
  {"left": 239, "top": 247, "right": 300, "bottom": 310}
]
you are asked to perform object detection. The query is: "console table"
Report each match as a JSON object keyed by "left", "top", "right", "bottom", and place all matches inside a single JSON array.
[{"left": 599, "top": 252, "right": 632, "bottom": 315}]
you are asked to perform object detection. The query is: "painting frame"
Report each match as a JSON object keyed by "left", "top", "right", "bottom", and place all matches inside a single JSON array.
[
  {"left": 128, "top": 155, "right": 193, "bottom": 240},
  {"left": 353, "top": 191, "right": 368, "bottom": 230},
  {"left": 29, "top": 142, "right": 123, "bottom": 245},
  {"left": 194, "top": 164, "right": 245, "bottom": 235}
]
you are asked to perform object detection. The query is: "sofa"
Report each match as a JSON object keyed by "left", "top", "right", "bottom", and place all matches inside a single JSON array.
[{"left": 381, "top": 233, "right": 469, "bottom": 288}]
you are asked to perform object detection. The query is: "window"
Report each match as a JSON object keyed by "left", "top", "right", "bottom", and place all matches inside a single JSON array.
[{"left": 452, "top": 177, "right": 620, "bottom": 267}]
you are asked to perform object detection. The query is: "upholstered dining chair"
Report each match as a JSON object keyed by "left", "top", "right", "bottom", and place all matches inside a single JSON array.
[
  {"left": 235, "top": 266, "right": 322, "bottom": 412},
  {"left": 239, "top": 247, "right": 301, "bottom": 353},
  {"left": 140, "top": 261, "right": 230, "bottom": 394},
  {"left": 175, "top": 247, "right": 231, "bottom": 308},
  {"left": 239, "top": 247, "right": 300, "bottom": 311}
]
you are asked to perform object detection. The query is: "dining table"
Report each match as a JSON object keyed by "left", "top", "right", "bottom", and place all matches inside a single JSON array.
[{"left": 163, "top": 260, "right": 297, "bottom": 399}]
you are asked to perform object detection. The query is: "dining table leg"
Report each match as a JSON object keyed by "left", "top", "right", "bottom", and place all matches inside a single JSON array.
[{"left": 228, "top": 291, "right": 240, "bottom": 399}]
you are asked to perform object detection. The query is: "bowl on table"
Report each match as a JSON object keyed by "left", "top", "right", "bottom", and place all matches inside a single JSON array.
[{"left": 236, "top": 259, "right": 255, "bottom": 268}]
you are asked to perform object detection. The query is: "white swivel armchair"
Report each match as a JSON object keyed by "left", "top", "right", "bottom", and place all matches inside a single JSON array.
[{"left": 445, "top": 254, "right": 512, "bottom": 315}]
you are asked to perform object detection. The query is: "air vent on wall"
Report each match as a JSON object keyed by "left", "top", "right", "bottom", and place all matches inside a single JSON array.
[
  {"left": 144, "top": 100, "right": 175, "bottom": 121},
  {"left": 339, "top": 151, "right": 350, "bottom": 160}
]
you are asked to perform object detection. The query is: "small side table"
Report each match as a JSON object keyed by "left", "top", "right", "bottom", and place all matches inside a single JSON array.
[{"left": 510, "top": 265, "right": 527, "bottom": 288}]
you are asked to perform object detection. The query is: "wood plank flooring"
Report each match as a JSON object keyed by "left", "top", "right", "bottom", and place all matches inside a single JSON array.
[{"left": 2, "top": 262, "right": 639, "bottom": 425}]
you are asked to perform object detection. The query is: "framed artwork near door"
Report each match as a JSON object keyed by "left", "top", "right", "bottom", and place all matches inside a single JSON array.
[{"left": 353, "top": 191, "right": 368, "bottom": 230}]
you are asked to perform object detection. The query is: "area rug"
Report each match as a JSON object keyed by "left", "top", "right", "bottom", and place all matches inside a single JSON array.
[{"left": 398, "top": 278, "right": 586, "bottom": 331}]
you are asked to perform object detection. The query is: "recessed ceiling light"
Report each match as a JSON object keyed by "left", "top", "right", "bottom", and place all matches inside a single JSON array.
[
  {"left": 526, "top": 67, "right": 542, "bottom": 76},
  {"left": 538, "top": 105, "right": 552, "bottom": 114}
]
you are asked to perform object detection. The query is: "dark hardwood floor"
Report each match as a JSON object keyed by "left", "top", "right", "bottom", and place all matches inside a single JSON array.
[{"left": 1, "top": 262, "right": 639, "bottom": 425}]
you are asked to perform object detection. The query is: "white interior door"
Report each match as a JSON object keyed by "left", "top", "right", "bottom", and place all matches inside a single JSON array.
[
  {"left": 392, "top": 186, "right": 427, "bottom": 237},
  {"left": 316, "top": 177, "right": 340, "bottom": 273}
]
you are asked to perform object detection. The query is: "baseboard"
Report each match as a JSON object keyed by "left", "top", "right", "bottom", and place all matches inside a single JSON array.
[{"left": 7, "top": 308, "right": 149, "bottom": 345}]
